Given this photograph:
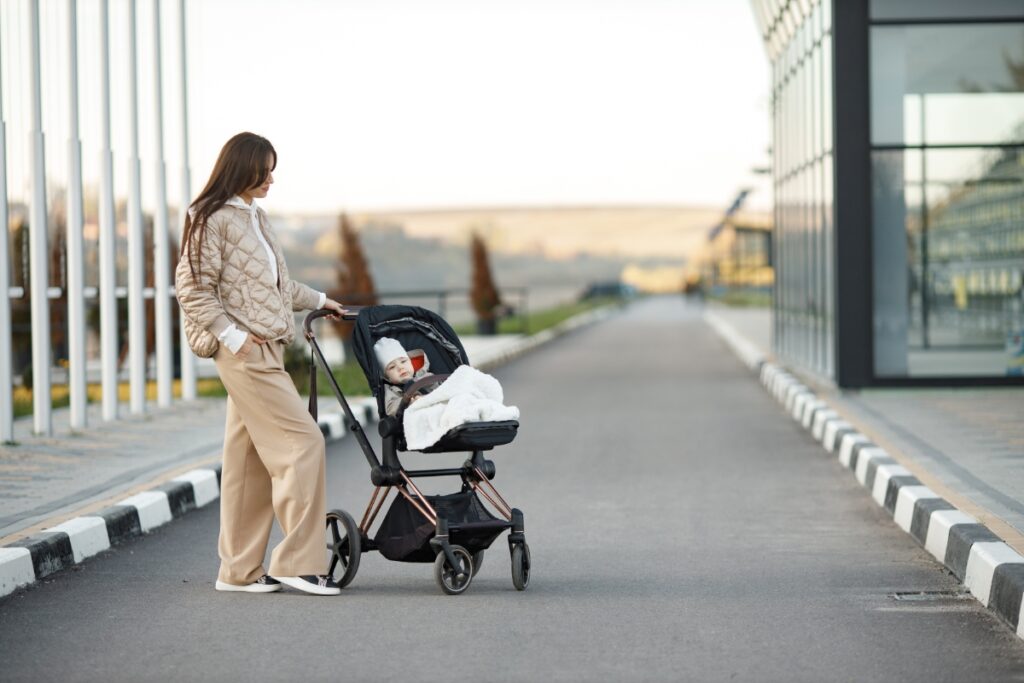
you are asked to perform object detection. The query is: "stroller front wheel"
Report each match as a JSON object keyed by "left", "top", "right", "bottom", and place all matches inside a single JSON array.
[
  {"left": 511, "top": 542, "right": 530, "bottom": 591},
  {"left": 325, "top": 510, "right": 361, "bottom": 588},
  {"left": 434, "top": 545, "right": 473, "bottom": 595}
]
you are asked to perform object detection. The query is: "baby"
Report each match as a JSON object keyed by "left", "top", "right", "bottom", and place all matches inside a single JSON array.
[
  {"left": 374, "top": 336, "right": 520, "bottom": 449},
  {"left": 374, "top": 337, "right": 437, "bottom": 416}
]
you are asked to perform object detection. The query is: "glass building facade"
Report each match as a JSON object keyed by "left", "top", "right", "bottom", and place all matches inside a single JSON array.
[{"left": 751, "top": 0, "right": 1024, "bottom": 386}]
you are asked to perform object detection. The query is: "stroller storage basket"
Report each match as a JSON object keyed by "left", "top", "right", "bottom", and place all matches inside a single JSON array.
[{"left": 374, "top": 490, "right": 512, "bottom": 562}]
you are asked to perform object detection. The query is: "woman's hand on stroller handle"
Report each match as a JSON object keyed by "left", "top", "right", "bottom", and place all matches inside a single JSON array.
[
  {"left": 303, "top": 305, "right": 363, "bottom": 337},
  {"left": 322, "top": 297, "right": 349, "bottom": 320}
]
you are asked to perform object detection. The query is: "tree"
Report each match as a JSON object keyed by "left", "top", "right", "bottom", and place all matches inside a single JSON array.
[
  {"left": 469, "top": 232, "right": 502, "bottom": 335},
  {"left": 49, "top": 210, "right": 68, "bottom": 362},
  {"left": 10, "top": 216, "right": 31, "bottom": 381},
  {"left": 328, "top": 213, "right": 377, "bottom": 354}
]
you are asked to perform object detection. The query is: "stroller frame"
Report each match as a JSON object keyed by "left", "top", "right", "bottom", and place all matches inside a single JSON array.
[{"left": 303, "top": 307, "right": 529, "bottom": 594}]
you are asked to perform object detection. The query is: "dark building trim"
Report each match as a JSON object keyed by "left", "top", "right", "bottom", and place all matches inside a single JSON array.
[{"left": 830, "top": 0, "right": 872, "bottom": 388}]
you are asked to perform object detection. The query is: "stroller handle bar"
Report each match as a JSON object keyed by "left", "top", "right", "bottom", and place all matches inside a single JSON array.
[{"left": 303, "top": 306, "right": 365, "bottom": 338}]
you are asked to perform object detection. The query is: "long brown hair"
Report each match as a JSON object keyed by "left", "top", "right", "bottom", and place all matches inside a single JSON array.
[{"left": 180, "top": 132, "right": 277, "bottom": 281}]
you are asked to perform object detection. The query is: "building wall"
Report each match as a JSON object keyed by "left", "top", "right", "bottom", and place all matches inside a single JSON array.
[
  {"left": 751, "top": 0, "right": 836, "bottom": 380},
  {"left": 752, "top": 0, "right": 1024, "bottom": 386}
]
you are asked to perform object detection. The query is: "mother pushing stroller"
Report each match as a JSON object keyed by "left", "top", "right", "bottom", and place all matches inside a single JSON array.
[{"left": 175, "top": 132, "right": 347, "bottom": 596}]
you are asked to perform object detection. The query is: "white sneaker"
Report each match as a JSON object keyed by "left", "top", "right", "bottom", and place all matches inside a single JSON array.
[
  {"left": 215, "top": 575, "right": 282, "bottom": 593},
  {"left": 274, "top": 575, "right": 341, "bottom": 596}
]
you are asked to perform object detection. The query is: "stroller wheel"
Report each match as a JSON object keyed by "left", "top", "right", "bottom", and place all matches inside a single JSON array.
[
  {"left": 511, "top": 542, "right": 530, "bottom": 591},
  {"left": 325, "top": 510, "right": 361, "bottom": 589},
  {"left": 471, "top": 549, "right": 485, "bottom": 577},
  {"left": 434, "top": 545, "right": 473, "bottom": 595}
]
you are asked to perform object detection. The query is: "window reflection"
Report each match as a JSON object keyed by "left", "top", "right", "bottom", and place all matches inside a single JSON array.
[
  {"left": 873, "top": 146, "right": 1024, "bottom": 376},
  {"left": 871, "top": 25, "right": 1024, "bottom": 146},
  {"left": 870, "top": 0, "right": 1024, "bottom": 22}
]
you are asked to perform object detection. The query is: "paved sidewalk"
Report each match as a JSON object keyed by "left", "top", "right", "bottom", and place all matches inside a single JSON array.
[
  {"left": 0, "top": 399, "right": 227, "bottom": 543},
  {"left": 706, "top": 303, "right": 1024, "bottom": 552}
]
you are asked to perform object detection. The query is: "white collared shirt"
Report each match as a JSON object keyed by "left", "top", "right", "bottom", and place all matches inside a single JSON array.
[{"left": 217, "top": 195, "right": 326, "bottom": 354}]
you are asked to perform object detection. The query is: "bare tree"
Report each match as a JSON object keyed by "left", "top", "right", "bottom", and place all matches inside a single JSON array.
[
  {"left": 328, "top": 213, "right": 377, "bottom": 353},
  {"left": 470, "top": 232, "right": 502, "bottom": 335}
]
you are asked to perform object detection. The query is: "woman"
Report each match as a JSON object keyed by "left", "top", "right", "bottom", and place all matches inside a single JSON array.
[{"left": 175, "top": 132, "right": 346, "bottom": 596}]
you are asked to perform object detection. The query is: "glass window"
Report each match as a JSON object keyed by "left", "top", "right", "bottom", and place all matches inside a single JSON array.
[
  {"left": 873, "top": 146, "right": 1024, "bottom": 376},
  {"left": 870, "top": 0, "right": 1024, "bottom": 22},
  {"left": 822, "top": 34, "right": 833, "bottom": 152},
  {"left": 871, "top": 24, "right": 1024, "bottom": 146}
]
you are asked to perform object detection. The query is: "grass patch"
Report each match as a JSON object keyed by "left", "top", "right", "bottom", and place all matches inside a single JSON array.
[
  {"left": 453, "top": 296, "right": 623, "bottom": 336},
  {"left": 708, "top": 290, "right": 772, "bottom": 308}
]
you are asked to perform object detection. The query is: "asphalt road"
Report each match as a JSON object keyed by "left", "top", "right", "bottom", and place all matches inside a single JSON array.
[{"left": 3, "top": 297, "right": 1024, "bottom": 682}]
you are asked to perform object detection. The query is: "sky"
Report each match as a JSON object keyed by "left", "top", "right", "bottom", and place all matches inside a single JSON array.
[{"left": 187, "top": 0, "right": 772, "bottom": 214}]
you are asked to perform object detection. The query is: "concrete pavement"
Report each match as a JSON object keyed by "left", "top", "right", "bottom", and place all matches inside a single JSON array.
[
  {"left": 705, "top": 302, "right": 1024, "bottom": 640},
  {"left": 2, "top": 296, "right": 1023, "bottom": 682}
]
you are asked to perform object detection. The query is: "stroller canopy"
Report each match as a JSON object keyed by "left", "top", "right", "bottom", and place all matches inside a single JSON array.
[{"left": 352, "top": 305, "right": 470, "bottom": 399}]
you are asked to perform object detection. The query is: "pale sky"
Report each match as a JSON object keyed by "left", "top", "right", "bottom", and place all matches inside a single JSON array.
[{"left": 187, "top": 0, "right": 772, "bottom": 214}]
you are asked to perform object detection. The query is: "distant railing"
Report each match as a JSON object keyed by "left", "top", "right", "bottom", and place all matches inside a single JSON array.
[{"left": 334, "top": 287, "right": 529, "bottom": 334}]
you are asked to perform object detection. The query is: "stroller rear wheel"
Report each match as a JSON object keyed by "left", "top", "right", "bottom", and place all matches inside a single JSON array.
[
  {"left": 511, "top": 542, "right": 530, "bottom": 591},
  {"left": 325, "top": 510, "right": 361, "bottom": 588},
  {"left": 434, "top": 545, "right": 473, "bottom": 595}
]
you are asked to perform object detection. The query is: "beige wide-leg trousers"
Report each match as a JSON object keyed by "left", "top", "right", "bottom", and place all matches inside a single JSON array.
[{"left": 213, "top": 340, "right": 327, "bottom": 584}]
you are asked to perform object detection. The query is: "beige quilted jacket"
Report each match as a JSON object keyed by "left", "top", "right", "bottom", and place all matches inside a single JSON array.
[{"left": 175, "top": 202, "right": 321, "bottom": 358}]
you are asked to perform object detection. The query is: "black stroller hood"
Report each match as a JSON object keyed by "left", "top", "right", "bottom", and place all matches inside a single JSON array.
[{"left": 351, "top": 305, "right": 470, "bottom": 399}]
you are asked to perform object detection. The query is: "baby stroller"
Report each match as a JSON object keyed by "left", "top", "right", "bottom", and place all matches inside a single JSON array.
[{"left": 303, "top": 304, "right": 530, "bottom": 595}]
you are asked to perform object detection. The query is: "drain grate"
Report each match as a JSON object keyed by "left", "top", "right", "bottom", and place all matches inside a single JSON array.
[{"left": 890, "top": 590, "right": 972, "bottom": 602}]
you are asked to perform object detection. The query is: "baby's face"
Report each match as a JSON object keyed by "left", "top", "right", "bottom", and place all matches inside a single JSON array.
[{"left": 384, "top": 356, "right": 414, "bottom": 383}]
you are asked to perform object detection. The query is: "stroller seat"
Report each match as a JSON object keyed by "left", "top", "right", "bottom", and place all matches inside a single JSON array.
[{"left": 378, "top": 414, "right": 519, "bottom": 453}]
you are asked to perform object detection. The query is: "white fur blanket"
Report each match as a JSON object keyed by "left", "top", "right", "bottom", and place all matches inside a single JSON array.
[{"left": 402, "top": 365, "right": 519, "bottom": 450}]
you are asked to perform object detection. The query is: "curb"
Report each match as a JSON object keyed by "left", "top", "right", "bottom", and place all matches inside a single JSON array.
[
  {"left": 0, "top": 466, "right": 223, "bottom": 597},
  {"left": 704, "top": 310, "right": 1024, "bottom": 641}
]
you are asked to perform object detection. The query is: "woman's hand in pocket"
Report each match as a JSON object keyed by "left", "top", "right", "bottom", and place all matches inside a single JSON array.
[{"left": 236, "top": 333, "right": 267, "bottom": 360}]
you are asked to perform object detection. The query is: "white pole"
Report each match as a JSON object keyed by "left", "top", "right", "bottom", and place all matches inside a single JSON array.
[
  {"left": 177, "top": 0, "right": 195, "bottom": 400},
  {"left": 152, "top": 0, "right": 172, "bottom": 407},
  {"left": 28, "top": 0, "right": 52, "bottom": 436},
  {"left": 67, "top": 0, "right": 87, "bottom": 429},
  {"left": 98, "top": 0, "right": 118, "bottom": 421},
  {"left": 0, "top": 14, "right": 12, "bottom": 442},
  {"left": 126, "top": 0, "right": 145, "bottom": 415}
]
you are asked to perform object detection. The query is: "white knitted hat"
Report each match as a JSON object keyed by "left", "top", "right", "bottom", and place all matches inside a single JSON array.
[{"left": 373, "top": 337, "right": 408, "bottom": 369}]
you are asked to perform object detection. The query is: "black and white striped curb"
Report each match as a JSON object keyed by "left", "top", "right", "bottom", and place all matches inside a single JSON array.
[
  {"left": 704, "top": 311, "right": 1024, "bottom": 641},
  {"left": 0, "top": 400, "right": 377, "bottom": 600},
  {"left": 0, "top": 465, "right": 224, "bottom": 598},
  {"left": 315, "top": 397, "right": 377, "bottom": 440}
]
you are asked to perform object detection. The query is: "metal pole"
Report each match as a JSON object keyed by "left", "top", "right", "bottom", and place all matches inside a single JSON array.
[
  {"left": 177, "top": 0, "right": 195, "bottom": 400},
  {"left": 126, "top": 0, "right": 145, "bottom": 414},
  {"left": 66, "top": 0, "right": 87, "bottom": 429},
  {"left": 0, "top": 11, "right": 12, "bottom": 442},
  {"left": 98, "top": 0, "right": 118, "bottom": 421},
  {"left": 151, "top": 0, "right": 172, "bottom": 407},
  {"left": 28, "top": 0, "right": 52, "bottom": 436}
]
